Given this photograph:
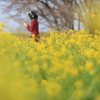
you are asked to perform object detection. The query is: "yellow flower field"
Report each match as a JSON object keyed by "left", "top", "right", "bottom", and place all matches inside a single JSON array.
[{"left": 0, "top": 23, "right": 100, "bottom": 100}]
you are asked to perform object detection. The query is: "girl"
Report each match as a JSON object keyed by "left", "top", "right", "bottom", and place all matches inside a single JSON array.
[{"left": 24, "top": 11, "right": 40, "bottom": 42}]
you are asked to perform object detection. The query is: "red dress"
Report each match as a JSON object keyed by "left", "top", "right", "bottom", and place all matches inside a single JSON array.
[{"left": 27, "top": 20, "right": 40, "bottom": 42}]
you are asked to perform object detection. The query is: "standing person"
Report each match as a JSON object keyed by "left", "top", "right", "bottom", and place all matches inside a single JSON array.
[
  {"left": 89, "top": 11, "right": 100, "bottom": 35},
  {"left": 24, "top": 11, "right": 40, "bottom": 42}
]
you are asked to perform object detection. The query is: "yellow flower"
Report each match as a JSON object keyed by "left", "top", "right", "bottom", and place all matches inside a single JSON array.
[
  {"left": 74, "top": 80, "right": 83, "bottom": 88},
  {"left": 33, "top": 65, "right": 39, "bottom": 73},
  {"left": 13, "top": 61, "right": 21, "bottom": 69},
  {"left": 69, "top": 29, "right": 74, "bottom": 33},
  {"left": 56, "top": 40, "right": 59, "bottom": 44},
  {"left": 94, "top": 51, "right": 99, "bottom": 58},
  {"left": 61, "top": 73, "right": 67, "bottom": 78},
  {"left": 53, "top": 51, "right": 62, "bottom": 57},
  {"left": 70, "top": 38, "right": 75, "bottom": 43},
  {"left": 61, "top": 47, "right": 67, "bottom": 54},
  {"left": 68, "top": 55, "right": 74, "bottom": 60},
  {"left": 86, "top": 49, "right": 95, "bottom": 58},
  {"left": 95, "top": 95, "right": 100, "bottom": 100},
  {"left": 55, "top": 33, "right": 59, "bottom": 38},
  {"left": 96, "top": 75, "right": 100, "bottom": 81},
  {"left": 71, "top": 68, "right": 79, "bottom": 76},
  {"left": 42, "top": 63, "right": 48, "bottom": 70},
  {"left": 28, "top": 49, "right": 34, "bottom": 57},
  {"left": 32, "top": 34, "right": 35, "bottom": 38},
  {"left": 27, "top": 66, "right": 31, "bottom": 71},
  {"left": 41, "top": 37, "right": 45, "bottom": 40},
  {"left": 17, "top": 41, "right": 22, "bottom": 45},
  {"left": 89, "top": 69, "right": 95, "bottom": 75},
  {"left": 85, "top": 61, "right": 93, "bottom": 71},
  {"left": 55, "top": 76, "right": 62, "bottom": 82},
  {"left": 47, "top": 38, "right": 52, "bottom": 45},
  {"left": 25, "top": 61, "right": 29, "bottom": 64},
  {"left": 45, "top": 82, "right": 61, "bottom": 97},
  {"left": 40, "top": 44, "right": 46, "bottom": 49},
  {"left": 0, "top": 28, "right": 2, "bottom": 32},
  {"left": 49, "top": 30, "right": 54, "bottom": 35},
  {"left": 41, "top": 54, "right": 48, "bottom": 59},
  {"left": 41, "top": 79, "right": 48, "bottom": 86},
  {"left": 65, "top": 60, "right": 73, "bottom": 67},
  {"left": 95, "top": 30, "right": 99, "bottom": 34},
  {"left": 94, "top": 35, "right": 98, "bottom": 38},
  {"left": 0, "top": 23, "right": 5, "bottom": 28},
  {"left": 76, "top": 41, "right": 81, "bottom": 45},
  {"left": 79, "top": 30, "right": 86, "bottom": 34},
  {"left": 72, "top": 89, "right": 84, "bottom": 99},
  {"left": 79, "top": 66, "right": 84, "bottom": 71},
  {"left": 26, "top": 79, "right": 39, "bottom": 95}
]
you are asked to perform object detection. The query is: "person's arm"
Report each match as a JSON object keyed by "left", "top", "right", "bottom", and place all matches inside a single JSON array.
[{"left": 27, "top": 21, "right": 35, "bottom": 32}]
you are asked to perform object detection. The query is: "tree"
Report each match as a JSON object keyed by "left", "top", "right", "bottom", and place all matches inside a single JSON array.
[
  {"left": 0, "top": 0, "right": 76, "bottom": 31},
  {"left": 0, "top": 0, "right": 100, "bottom": 32},
  {"left": 75, "top": 0, "right": 100, "bottom": 30}
]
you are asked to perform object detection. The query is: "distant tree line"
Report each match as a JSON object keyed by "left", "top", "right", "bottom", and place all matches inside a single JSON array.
[{"left": 0, "top": 0, "right": 100, "bottom": 31}]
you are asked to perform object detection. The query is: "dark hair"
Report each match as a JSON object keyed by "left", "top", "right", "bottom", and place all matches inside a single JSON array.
[{"left": 28, "top": 11, "right": 38, "bottom": 20}]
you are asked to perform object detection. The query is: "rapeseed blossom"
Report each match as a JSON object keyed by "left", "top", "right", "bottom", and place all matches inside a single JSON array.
[
  {"left": 0, "top": 23, "right": 100, "bottom": 100},
  {"left": 0, "top": 23, "right": 5, "bottom": 28},
  {"left": 45, "top": 82, "right": 61, "bottom": 97},
  {"left": 74, "top": 80, "right": 83, "bottom": 88},
  {"left": 85, "top": 61, "right": 93, "bottom": 71},
  {"left": 95, "top": 95, "right": 100, "bottom": 100}
]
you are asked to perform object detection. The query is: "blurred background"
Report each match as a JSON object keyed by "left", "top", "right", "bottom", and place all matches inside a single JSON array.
[{"left": 0, "top": 0, "right": 100, "bottom": 33}]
